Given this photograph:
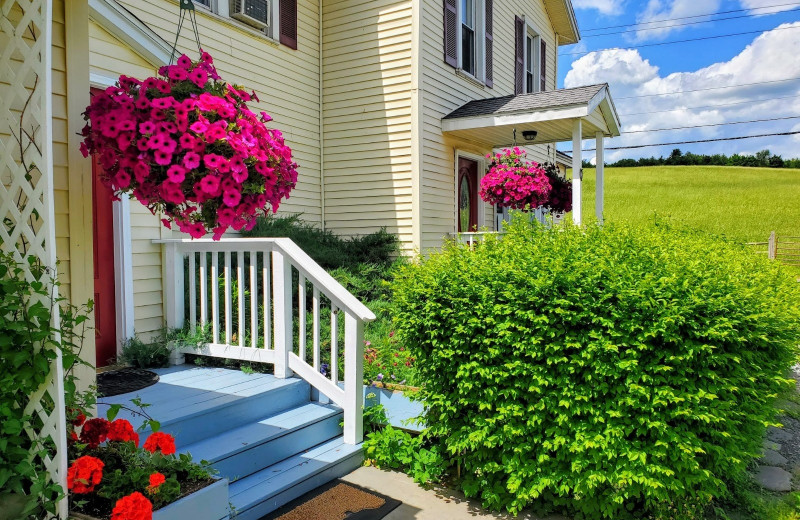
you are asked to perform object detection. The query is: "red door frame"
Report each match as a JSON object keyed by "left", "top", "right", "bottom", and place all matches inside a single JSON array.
[
  {"left": 91, "top": 88, "right": 118, "bottom": 367},
  {"left": 457, "top": 157, "right": 479, "bottom": 232}
]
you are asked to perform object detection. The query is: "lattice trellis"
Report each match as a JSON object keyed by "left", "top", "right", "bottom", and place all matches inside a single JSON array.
[{"left": 0, "top": 0, "right": 68, "bottom": 518}]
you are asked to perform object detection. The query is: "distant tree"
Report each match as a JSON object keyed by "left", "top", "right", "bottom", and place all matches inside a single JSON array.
[
  {"left": 755, "top": 150, "right": 771, "bottom": 166},
  {"left": 769, "top": 155, "right": 785, "bottom": 168}
]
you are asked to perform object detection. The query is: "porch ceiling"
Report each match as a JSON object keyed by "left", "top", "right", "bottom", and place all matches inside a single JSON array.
[{"left": 441, "top": 84, "right": 621, "bottom": 147}]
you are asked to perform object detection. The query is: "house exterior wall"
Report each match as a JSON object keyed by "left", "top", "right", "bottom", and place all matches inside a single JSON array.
[
  {"left": 419, "top": 0, "right": 560, "bottom": 249},
  {"left": 321, "top": 0, "right": 415, "bottom": 253}
]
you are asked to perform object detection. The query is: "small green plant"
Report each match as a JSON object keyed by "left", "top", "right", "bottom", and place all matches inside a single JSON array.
[
  {"left": 119, "top": 336, "right": 170, "bottom": 369},
  {"left": 392, "top": 217, "right": 800, "bottom": 518}
]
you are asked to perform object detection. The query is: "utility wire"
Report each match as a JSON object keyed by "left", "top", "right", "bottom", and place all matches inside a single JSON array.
[
  {"left": 622, "top": 115, "right": 800, "bottom": 134},
  {"left": 583, "top": 8, "right": 800, "bottom": 38},
  {"left": 618, "top": 93, "right": 800, "bottom": 116},
  {"left": 616, "top": 76, "right": 800, "bottom": 99},
  {"left": 581, "top": 131, "right": 800, "bottom": 152},
  {"left": 559, "top": 25, "right": 800, "bottom": 56},
  {"left": 582, "top": 1, "right": 800, "bottom": 32}
]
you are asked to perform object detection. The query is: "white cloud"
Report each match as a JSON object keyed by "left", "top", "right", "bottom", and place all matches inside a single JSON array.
[
  {"left": 572, "top": 0, "right": 625, "bottom": 16},
  {"left": 739, "top": 0, "right": 799, "bottom": 15},
  {"left": 563, "top": 23, "right": 800, "bottom": 161},
  {"left": 633, "top": 0, "right": 721, "bottom": 41}
]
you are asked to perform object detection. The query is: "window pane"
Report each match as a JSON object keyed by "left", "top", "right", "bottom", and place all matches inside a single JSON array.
[
  {"left": 526, "top": 72, "right": 533, "bottom": 94},
  {"left": 459, "top": 176, "right": 471, "bottom": 232},
  {"left": 462, "top": 0, "right": 474, "bottom": 28},
  {"left": 526, "top": 36, "right": 533, "bottom": 72},
  {"left": 462, "top": 26, "right": 475, "bottom": 74}
]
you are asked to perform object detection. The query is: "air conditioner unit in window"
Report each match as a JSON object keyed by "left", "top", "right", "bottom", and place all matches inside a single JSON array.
[{"left": 230, "top": 0, "right": 270, "bottom": 30}]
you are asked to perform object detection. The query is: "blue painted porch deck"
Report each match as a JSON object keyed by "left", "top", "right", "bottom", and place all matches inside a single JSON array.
[{"left": 99, "top": 366, "right": 363, "bottom": 520}]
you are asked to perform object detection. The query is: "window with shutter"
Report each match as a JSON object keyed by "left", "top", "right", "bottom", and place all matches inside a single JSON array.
[
  {"left": 540, "top": 40, "right": 547, "bottom": 91},
  {"left": 461, "top": 0, "right": 476, "bottom": 75},
  {"left": 279, "top": 0, "right": 297, "bottom": 50},
  {"left": 514, "top": 16, "right": 524, "bottom": 95},
  {"left": 444, "top": 0, "right": 458, "bottom": 67},
  {"left": 485, "top": 0, "right": 493, "bottom": 87}
]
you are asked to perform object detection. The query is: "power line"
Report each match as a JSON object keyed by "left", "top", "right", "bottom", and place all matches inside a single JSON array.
[
  {"left": 582, "top": 131, "right": 800, "bottom": 152},
  {"left": 559, "top": 25, "right": 800, "bottom": 56},
  {"left": 618, "top": 93, "right": 800, "bottom": 116},
  {"left": 622, "top": 115, "right": 800, "bottom": 134},
  {"left": 616, "top": 76, "right": 800, "bottom": 100},
  {"left": 583, "top": 8, "right": 800, "bottom": 38},
  {"left": 582, "top": 1, "right": 800, "bottom": 32}
]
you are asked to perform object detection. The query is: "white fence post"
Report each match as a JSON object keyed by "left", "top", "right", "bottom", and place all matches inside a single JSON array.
[
  {"left": 164, "top": 242, "right": 185, "bottom": 330},
  {"left": 769, "top": 231, "right": 777, "bottom": 260},
  {"left": 343, "top": 311, "right": 365, "bottom": 444},
  {"left": 272, "top": 247, "right": 293, "bottom": 378}
]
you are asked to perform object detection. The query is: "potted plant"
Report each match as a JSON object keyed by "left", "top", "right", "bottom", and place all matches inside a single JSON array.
[
  {"left": 80, "top": 52, "right": 298, "bottom": 240},
  {"left": 67, "top": 411, "right": 228, "bottom": 520}
]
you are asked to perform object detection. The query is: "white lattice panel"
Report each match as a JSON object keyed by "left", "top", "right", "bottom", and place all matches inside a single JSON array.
[{"left": 0, "top": 0, "right": 68, "bottom": 518}]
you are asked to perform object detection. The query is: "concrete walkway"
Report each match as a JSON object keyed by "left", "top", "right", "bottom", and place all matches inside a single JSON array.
[{"left": 342, "top": 466, "right": 566, "bottom": 520}]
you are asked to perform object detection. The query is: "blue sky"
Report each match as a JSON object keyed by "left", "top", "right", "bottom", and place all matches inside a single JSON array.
[{"left": 557, "top": 0, "right": 800, "bottom": 162}]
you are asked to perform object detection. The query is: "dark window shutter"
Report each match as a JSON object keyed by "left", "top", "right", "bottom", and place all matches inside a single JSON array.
[
  {"left": 485, "top": 0, "right": 493, "bottom": 87},
  {"left": 279, "top": 0, "right": 297, "bottom": 50},
  {"left": 540, "top": 39, "right": 547, "bottom": 91},
  {"left": 514, "top": 16, "right": 524, "bottom": 95},
  {"left": 444, "top": 0, "right": 458, "bottom": 67}
]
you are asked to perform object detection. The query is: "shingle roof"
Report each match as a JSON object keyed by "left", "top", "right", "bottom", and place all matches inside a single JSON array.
[{"left": 442, "top": 84, "right": 607, "bottom": 120}]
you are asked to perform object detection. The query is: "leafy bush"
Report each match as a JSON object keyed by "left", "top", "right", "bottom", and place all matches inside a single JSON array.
[
  {"left": 392, "top": 217, "right": 800, "bottom": 518},
  {"left": 120, "top": 336, "right": 170, "bottom": 369}
]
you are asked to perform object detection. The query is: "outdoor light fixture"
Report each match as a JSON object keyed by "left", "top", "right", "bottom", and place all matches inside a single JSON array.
[{"left": 522, "top": 130, "right": 538, "bottom": 141}]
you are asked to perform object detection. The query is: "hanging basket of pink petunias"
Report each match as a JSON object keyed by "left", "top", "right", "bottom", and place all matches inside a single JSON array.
[
  {"left": 479, "top": 148, "right": 552, "bottom": 210},
  {"left": 80, "top": 52, "right": 298, "bottom": 239}
]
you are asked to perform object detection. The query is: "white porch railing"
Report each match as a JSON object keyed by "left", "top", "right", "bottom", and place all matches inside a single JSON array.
[
  {"left": 157, "top": 238, "right": 376, "bottom": 444},
  {"left": 450, "top": 231, "right": 505, "bottom": 246}
]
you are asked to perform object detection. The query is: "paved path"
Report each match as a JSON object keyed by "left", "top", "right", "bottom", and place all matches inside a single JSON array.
[{"left": 342, "top": 466, "right": 566, "bottom": 520}]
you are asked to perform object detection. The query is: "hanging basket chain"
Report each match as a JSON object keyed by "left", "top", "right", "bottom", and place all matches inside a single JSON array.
[{"left": 170, "top": 0, "right": 203, "bottom": 65}]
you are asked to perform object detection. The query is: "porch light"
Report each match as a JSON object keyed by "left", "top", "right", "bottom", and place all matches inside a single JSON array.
[{"left": 522, "top": 130, "right": 538, "bottom": 141}]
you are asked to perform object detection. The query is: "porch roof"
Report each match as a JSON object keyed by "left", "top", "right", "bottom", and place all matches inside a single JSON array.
[{"left": 441, "top": 84, "right": 621, "bottom": 147}]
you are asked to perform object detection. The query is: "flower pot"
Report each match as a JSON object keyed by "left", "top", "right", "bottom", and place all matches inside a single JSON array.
[{"left": 71, "top": 478, "right": 229, "bottom": 520}]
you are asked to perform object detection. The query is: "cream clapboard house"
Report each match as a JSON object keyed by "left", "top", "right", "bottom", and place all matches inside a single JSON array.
[{"left": 33, "top": 0, "right": 620, "bottom": 367}]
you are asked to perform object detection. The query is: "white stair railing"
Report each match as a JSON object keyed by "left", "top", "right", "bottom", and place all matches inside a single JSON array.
[{"left": 157, "top": 238, "right": 375, "bottom": 444}]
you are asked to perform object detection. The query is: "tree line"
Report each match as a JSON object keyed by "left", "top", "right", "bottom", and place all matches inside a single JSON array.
[{"left": 583, "top": 149, "right": 800, "bottom": 169}]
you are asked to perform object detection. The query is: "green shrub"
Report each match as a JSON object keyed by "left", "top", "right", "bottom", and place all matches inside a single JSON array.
[
  {"left": 392, "top": 217, "right": 800, "bottom": 518},
  {"left": 119, "top": 336, "right": 170, "bottom": 369}
]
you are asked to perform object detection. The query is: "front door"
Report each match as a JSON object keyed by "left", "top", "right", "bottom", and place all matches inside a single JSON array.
[
  {"left": 92, "top": 132, "right": 118, "bottom": 367},
  {"left": 457, "top": 157, "right": 478, "bottom": 232}
]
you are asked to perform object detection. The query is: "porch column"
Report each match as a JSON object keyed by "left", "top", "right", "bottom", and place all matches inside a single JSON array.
[
  {"left": 572, "top": 119, "right": 582, "bottom": 225},
  {"left": 595, "top": 132, "right": 605, "bottom": 224}
]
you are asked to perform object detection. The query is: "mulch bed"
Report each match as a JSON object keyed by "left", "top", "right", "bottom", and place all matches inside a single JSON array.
[
  {"left": 263, "top": 480, "right": 401, "bottom": 520},
  {"left": 97, "top": 367, "right": 159, "bottom": 397}
]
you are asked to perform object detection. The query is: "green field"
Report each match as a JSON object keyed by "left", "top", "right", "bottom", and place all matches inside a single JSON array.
[{"left": 578, "top": 165, "right": 800, "bottom": 243}]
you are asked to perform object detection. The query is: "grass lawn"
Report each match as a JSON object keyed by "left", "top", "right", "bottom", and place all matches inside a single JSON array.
[{"left": 577, "top": 165, "right": 800, "bottom": 243}]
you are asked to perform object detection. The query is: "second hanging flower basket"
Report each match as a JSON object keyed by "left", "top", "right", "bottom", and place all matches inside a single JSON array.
[{"left": 80, "top": 52, "right": 298, "bottom": 240}]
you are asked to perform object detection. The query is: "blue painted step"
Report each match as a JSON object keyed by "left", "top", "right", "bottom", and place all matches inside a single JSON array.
[
  {"left": 181, "top": 402, "right": 343, "bottom": 482},
  {"left": 148, "top": 377, "right": 311, "bottom": 448},
  {"left": 229, "top": 438, "right": 364, "bottom": 520}
]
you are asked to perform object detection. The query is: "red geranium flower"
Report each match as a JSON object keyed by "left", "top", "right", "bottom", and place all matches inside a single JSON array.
[
  {"left": 143, "top": 432, "right": 176, "bottom": 455},
  {"left": 111, "top": 491, "right": 153, "bottom": 520},
  {"left": 107, "top": 419, "right": 140, "bottom": 447},
  {"left": 67, "top": 456, "right": 104, "bottom": 494},
  {"left": 70, "top": 409, "right": 86, "bottom": 427},
  {"left": 146, "top": 472, "right": 166, "bottom": 495},
  {"left": 80, "top": 418, "right": 110, "bottom": 449}
]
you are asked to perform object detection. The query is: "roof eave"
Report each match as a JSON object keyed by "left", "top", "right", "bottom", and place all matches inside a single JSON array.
[
  {"left": 89, "top": 0, "right": 174, "bottom": 67},
  {"left": 545, "top": 0, "right": 580, "bottom": 45}
]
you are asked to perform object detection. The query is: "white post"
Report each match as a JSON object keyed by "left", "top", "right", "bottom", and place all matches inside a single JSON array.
[
  {"left": 595, "top": 132, "right": 605, "bottom": 224},
  {"left": 572, "top": 119, "right": 583, "bottom": 225},
  {"left": 164, "top": 242, "right": 185, "bottom": 330},
  {"left": 272, "top": 248, "right": 293, "bottom": 378},
  {"left": 343, "top": 311, "right": 365, "bottom": 444}
]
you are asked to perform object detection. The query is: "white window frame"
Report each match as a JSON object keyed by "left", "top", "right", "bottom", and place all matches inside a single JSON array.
[
  {"left": 454, "top": 150, "right": 487, "bottom": 233},
  {"left": 456, "top": 0, "right": 486, "bottom": 83},
  {"left": 192, "top": 0, "right": 279, "bottom": 40},
  {"left": 524, "top": 19, "right": 542, "bottom": 94}
]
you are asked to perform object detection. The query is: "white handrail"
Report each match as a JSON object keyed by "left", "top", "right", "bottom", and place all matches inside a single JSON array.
[{"left": 156, "top": 237, "right": 375, "bottom": 444}]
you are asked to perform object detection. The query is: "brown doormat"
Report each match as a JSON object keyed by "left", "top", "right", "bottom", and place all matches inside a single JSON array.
[{"left": 262, "top": 480, "right": 401, "bottom": 520}]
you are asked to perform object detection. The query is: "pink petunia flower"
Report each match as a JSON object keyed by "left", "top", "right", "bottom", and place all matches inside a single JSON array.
[
  {"left": 183, "top": 152, "right": 201, "bottom": 170},
  {"left": 166, "top": 165, "right": 186, "bottom": 183},
  {"left": 199, "top": 175, "right": 221, "bottom": 195},
  {"left": 222, "top": 189, "right": 241, "bottom": 208}
]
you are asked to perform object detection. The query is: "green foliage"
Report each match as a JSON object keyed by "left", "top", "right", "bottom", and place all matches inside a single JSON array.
[
  {"left": 363, "top": 424, "right": 449, "bottom": 485},
  {"left": 605, "top": 148, "right": 800, "bottom": 169},
  {"left": 120, "top": 335, "right": 170, "bottom": 369},
  {"left": 392, "top": 217, "right": 800, "bottom": 518}
]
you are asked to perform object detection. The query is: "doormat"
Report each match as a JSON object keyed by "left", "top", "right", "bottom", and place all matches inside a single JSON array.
[
  {"left": 97, "top": 368, "right": 159, "bottom": 397},
  {"left": 263, "top": 480, "right": 401, "bottom": 520}
]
